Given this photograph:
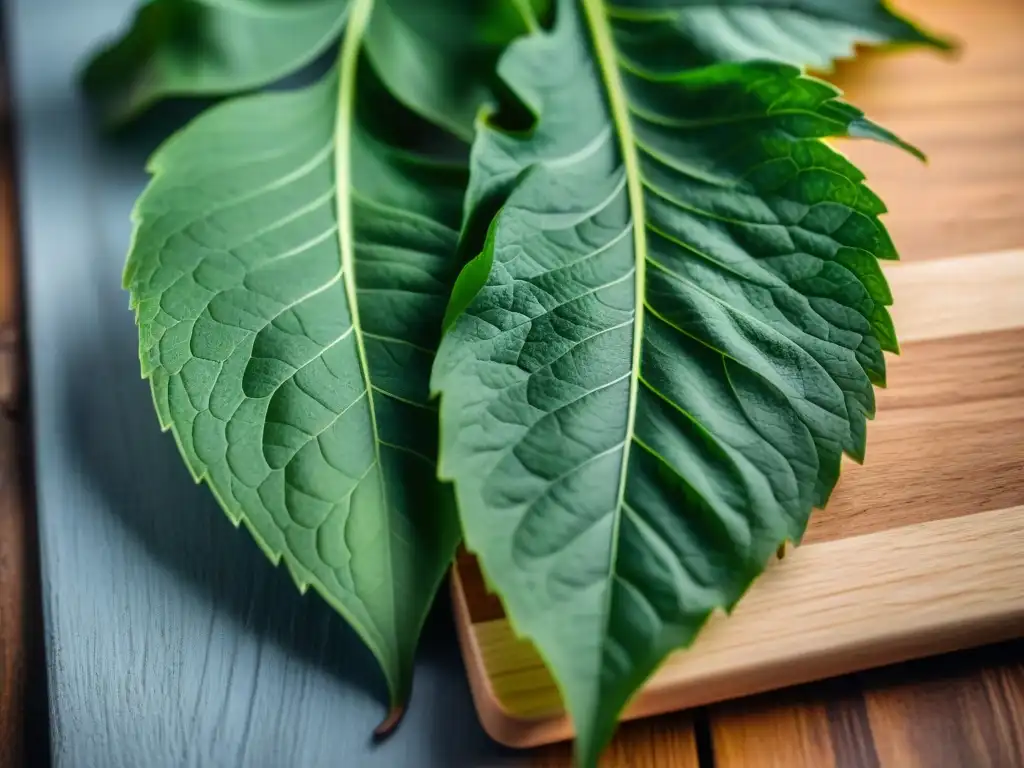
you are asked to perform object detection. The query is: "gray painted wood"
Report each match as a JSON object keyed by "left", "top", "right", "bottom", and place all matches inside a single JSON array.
[{"left": 5, "top": 2, "right": 513, "bottom": 765}]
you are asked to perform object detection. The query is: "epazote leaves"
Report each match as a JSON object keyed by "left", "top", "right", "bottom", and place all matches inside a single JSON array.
[
  {"left": 124, "top": 0, "right": 475, "bottom": 723},
  {"left": 432, "top": 0, "right": 919, "bottom": 761},
  {"left": 86, "top": 0, "right": 947, "bottom": 762},
  {"left": 83, "top": 0, "right": 544, "bottom": 131}
]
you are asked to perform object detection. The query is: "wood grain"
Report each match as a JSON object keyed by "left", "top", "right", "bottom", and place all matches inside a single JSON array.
[
  {"left": 0, "top": 413, "right": 28, "bottom": 768},
  {"left": 530, "top": 714, "right": 700, "bottom": 768},
  {"left": 885, "top": 250, "right": 1024, "bottom": 344},
  {"left": 807, "top": 327, "right": 1024, "bottom": 544},
  {"left": 862, "top": 646, "right": 1024, "bottom": 768},
  {"left": 710, "top": 642, "right": 1024, "bottom": 768},
  {"left": 832, "top": 0, "right": 1024, "bottom": 262},
  {"left": 709, "top": 681, "right": 862, "bottom": 768},
  {"left": 0, "top": 29, "right": 31, "bottom": 768}
]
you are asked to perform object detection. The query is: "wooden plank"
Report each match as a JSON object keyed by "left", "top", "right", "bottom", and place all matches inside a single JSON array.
[
  {"left": 832, "top": 0, "right": 1024, "bottom": 262},
  {"left": 531, "top": 714, "right": 700, "bottom": 768},
  {"left": 711, "top": 642, "right": 1024, "bottom": 768},
  {"left": 709, "top": 681, "right": 859, "bottom": 768},
  {"left": 0, "top": 412, "right": 30, "bottom": 768},
  {"left": 0, "top": 31, "right": 30, "bottom": 768},
  {"left": 862, "top": 645, "right": 1024, "bottom": 768},
  {"left": 807, "top": 327, "right": 1024, "bottom": 544},
  {"left": 886, "top": 251, "right": 1024, "bottom": 344}
]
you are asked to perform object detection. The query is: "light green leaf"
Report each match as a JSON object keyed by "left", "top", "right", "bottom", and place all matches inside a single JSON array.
[
  {"left": 608, "top": 0, "right": 953, "bottom": 72},
  {"left": 82, "top": 0, "right": 351, "bottom": 126},
  {"left": 432, "top": 0, "right": 918, "bottom": 762},
  {"left": 125, "top": 0, "right": 466, "bottom": 722}
]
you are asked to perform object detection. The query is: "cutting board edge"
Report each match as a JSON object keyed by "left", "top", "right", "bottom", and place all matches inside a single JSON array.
[{"left": 452, "top": 504, "right": 1024, "bottom": 749}]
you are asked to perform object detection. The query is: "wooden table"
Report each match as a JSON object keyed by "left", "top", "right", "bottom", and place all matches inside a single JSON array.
[
  {"left": 0, "top": 14, "right": 47, "bottom": 765},
  {"left": 1, "top": 0, "right": 1022, "bottom": 766}
]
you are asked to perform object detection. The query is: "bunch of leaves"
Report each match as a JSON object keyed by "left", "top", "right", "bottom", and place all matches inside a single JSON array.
[{"left": 84, "top": 0, "right": 949, "bottom": 763}]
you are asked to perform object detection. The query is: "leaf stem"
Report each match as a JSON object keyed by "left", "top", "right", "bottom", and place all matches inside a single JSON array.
[
  {"left": 578, "top": 0, "right": 646, "bottom": 483},
  {"left": 578, "top": 5, "right": 646, "bottom": 515}
]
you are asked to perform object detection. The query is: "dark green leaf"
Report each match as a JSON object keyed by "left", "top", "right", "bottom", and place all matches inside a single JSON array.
[
  {"left": 432, "top": 0, "right": 917, "bottom": 762},
  {"left": 82, "top": 0, "right": 550, "bottom": 131},
  {"left": 364, "top": 0, "right": 547, "bottom": 140},
  {"left": 125, "top": 0, "right": 466, "bottom": 719},
  {"left": 609, "top": 0, "right": 953, "bottom": 72},
  {"left": 83, "top": 0, "right": 351, "bottom": 126}
]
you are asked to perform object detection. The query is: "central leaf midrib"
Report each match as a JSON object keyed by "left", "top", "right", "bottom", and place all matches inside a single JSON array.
[
  {"left": 579, "top": 0, "right": 646, "bottom": 695},
  {"left": 333, "top": 0, "right": 401, "bottom": 674}
]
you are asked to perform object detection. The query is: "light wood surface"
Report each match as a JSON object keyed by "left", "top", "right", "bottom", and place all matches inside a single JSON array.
[
  {"left": 453, "top": 0, "right": 1024, "bottom": 758},
  {"left": 831, "top": 0, "right": 1024, "bottom": 264},
  {"left": 885, "top": 250, "right": 1024, "bottom": 344}
]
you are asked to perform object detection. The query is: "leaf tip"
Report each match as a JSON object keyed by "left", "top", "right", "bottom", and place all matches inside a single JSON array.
[
  {"left": 848, "top": 117, "right": 927, "bottom": 162},
  {"left": 910, "top": 23, "right": 960, "bottom": 56},
  {"left": 373, "top": 704, "right": 407, "bottom": 740}
]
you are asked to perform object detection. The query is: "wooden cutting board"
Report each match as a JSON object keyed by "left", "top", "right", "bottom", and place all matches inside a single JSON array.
[{"left": 450, "top": 0, "right": 1024, "bottom": 745}]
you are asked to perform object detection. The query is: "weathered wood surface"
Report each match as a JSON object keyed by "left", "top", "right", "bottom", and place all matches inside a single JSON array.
[{"left": 0, "top": 25, "right": 30, "bottom": 766}]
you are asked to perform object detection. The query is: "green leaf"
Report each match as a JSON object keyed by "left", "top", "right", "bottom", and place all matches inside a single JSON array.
[
  {"left": 364, "top": 0, "right": 548, "bottom": 140},
  {"left": 82, "top": 0, "right": 550, "bottom": 131},
  {"left": 125, "top": 0, "right": 466, "bottom": 722},
  {"left": 432, "top": 0, "right": 918, "bottom": 762},
  {"left": 82, "top": 0, "right": 351, "bottom": 126},
  {"left": 609, "top": 0, "right": 953, "bottom": 72}
]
